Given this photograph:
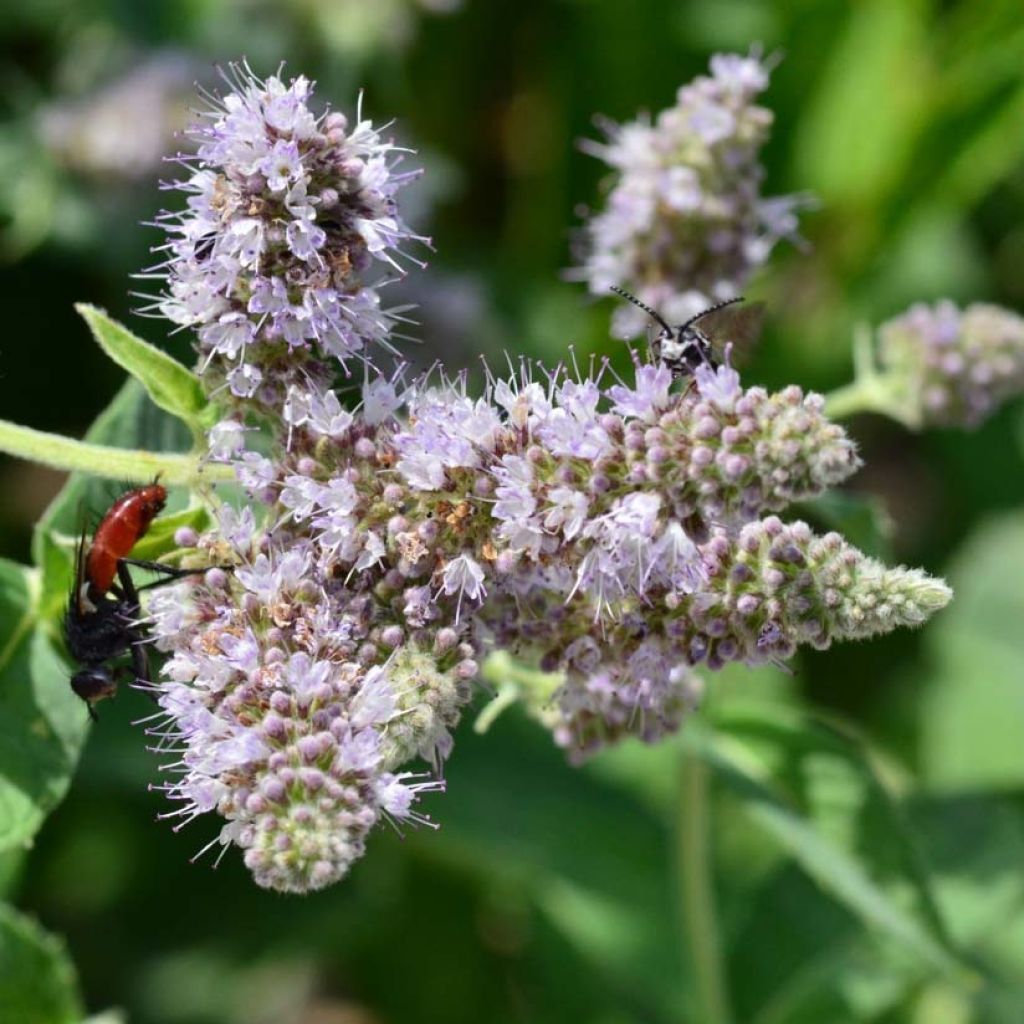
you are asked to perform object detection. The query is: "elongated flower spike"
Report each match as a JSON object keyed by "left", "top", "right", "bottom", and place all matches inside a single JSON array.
[
  {"left": 574, "top": 50, "right": 807, "bottom": 339},
  {"left": 145, "top": 61, "right": 425, "bottom": 413}
]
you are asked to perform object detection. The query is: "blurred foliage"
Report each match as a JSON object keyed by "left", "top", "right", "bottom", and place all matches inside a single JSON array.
[{"left": 2, "top": 0, "right": 1024, "bottom": 1021}]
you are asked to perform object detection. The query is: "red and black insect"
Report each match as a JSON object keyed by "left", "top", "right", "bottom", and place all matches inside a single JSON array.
[
  {"left": 64, "top": 481, "right": 194, "bottom": 719},
  {"left": 611, "top": 286, "right": 764, "bottom": 379}
]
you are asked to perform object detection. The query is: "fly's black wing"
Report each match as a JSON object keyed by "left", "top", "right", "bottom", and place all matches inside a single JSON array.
[
  {"left": 65, "top": 530, "right": 128, "bottom": 663},
  {"left": 67, "top": 531, "right": 89, "bottom": 621},
  {"left": 692, "top": 301, "right": 765, "bottom": 366}
]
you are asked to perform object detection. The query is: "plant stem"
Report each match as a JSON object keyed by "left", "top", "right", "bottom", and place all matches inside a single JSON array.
[
  {"left": 678, "top": 745, "right": 733, "bottom": 1024},
  {"left": 0, "top": 419, "right": 233, "bottom": 486},
  {"left": 475, "top": 650, "right": 563, "bottom": 733},
  {"left": 822, "top": 325, "right": 920, "bottom": 427},
  {"left": 823, "top": 374, "right": 919, "bottom": 426},
  {"left": 822, "top": 376, "right": 889, "bottom": 420}
]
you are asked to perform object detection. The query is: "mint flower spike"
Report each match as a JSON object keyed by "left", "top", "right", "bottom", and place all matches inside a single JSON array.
[
  {"left": 877, "top": 300, "right": 1024, "bottom": 428},
  {"left": 143, "top": 543, "right": 451, "bottom": 895},
  {"left": 686, "top": 517, "right": 953, "bottom": 658},
  {"left": 484, "top": 360, "right": 860, "bottom": 591},
  {"left": 141, "top": 344, "right": 915, "bottom": 884},
  {"left": 516, "top": 517, "right": 951, "bottom": 762},
  {"left": 574, "top": 49, "right": 808, "bottom": 339},
  {"left": 144, "top": 61, "right": 425, "bottom": 413}
]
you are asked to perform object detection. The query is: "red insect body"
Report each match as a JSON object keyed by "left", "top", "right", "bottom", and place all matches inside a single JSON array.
[{"left": 86, "top": 483, "right": 167, "bottom": 596}]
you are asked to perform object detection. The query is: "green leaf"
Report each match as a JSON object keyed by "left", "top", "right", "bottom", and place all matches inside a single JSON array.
[
  {"left": 917, "top": 513, "right": 1024, "bottom": 790},
  {"left": 0, "top": 559, "right": 89, "bottom": 854},
  {"left": 794, "top": 0, "right": 929, "bottom": 207},
  {"left": 733, "top": 871, "right": 933, "bottom": 1024},
  {"left": 697, "top": 705, "right": 964, "bottom": 979},
  {"left": 0, "top": 902, "right": 83, "bottom": 1024},
  {"left": 76, "top": 304, "right": 209, "bottom": 428}
]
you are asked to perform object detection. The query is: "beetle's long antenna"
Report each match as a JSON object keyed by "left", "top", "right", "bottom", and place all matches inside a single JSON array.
[
  {"left": 610, "top": 286, "right": 673, "bottom": 335},
  {"left": 680, "top": 295, "right": 744, "bottom": 332}
]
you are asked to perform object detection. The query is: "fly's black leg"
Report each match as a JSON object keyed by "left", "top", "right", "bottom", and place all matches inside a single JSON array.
[
  {"left": 116, "top": 559, "right": 141, "bottom": 613},
  {"left": 122, "top": 558, "right": 231, "bottom": 595},
  {"left": 114, "top": 559, "right": 159, "bottom": 702},
  {"left": 121, "top": 558, "right": 201, "bottom": 577}
]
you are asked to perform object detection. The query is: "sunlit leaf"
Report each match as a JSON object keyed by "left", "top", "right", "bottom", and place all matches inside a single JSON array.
[
  {"left": 917, "top": 513, "right": 1024, "bottom": 790},
  {"left": 0, "top": 901, "right": 83, "bottom": 1024},
  {"left": 697, "top": 705, "right": 962, "bottom": 978},
  {"left": 76, "top": 304, "right": 209, "bottom": 428}
]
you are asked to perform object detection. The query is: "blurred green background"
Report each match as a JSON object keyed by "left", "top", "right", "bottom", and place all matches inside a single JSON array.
[{"left": 3, "top": 1, "right": 1024, "bottom": 1022}]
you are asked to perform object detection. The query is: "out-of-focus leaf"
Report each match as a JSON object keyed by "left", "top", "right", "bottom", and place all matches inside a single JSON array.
[
  {"left": 732, "top": 867, "right": 930, "bottom": 1024},
  {"left": 794, "top": 0, "right": 928, "bottom": 207},
  {"left": 697, "top": 704, "right": 962, "bottom": 978},
  {"left": 76, "top": 305, "right": 209, "bottom": 428},
  {"left": 424, "top": 715, "right": 685, "bottom": 1020},
  {"left": 930, "top": 84, "right": 1024, "bottom": 210},
  {"left": 917, "top": 514, "right": 1024, "bottom": 790},
  {"left": 0, "top": 901, "right": 83, "bottom": 1024},
  {"left": 0, "top": 559, "right": 88, "bottom": 854},
  {"left": 0, "top": 848, "right": 25, "bottom": 900}
]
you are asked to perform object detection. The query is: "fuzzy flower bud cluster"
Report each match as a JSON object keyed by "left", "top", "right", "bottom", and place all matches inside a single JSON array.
[
  {"left": 575, "top": 51, "right": 805, "bottom": 339},
  {"left": 151, "top": 63, "right": 423, "bottom": 411},
  {"left": 144, "top": 351, "right": 950, "bottom": 889},
  {"left": 877, "top": 300, "right": 1024, "bottom": 428}
]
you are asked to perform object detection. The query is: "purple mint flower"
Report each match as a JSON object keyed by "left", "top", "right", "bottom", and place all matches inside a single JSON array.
[
  {"left": 140, "top": 295, "right": 952, "bottom": 886},
  {"left": 552, "top": 638, "right": 705, "bottom": 762},
  {"left": 573, "top": 50, "right": 808, "bottom": 340},
  {"left": 878, "top": 300, "right": 1024, "bottom": 428},
  {"left": 144, "top": 546, "right": 453, "bottom": 893},
  {"left": 147, "top": 62, "right": 425, "bottom": 413}
]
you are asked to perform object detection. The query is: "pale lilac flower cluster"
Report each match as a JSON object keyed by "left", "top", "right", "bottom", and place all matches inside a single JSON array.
[
  {"left": 143, "top": 349, "right": 952, "bottom": 890},
  {"left": 877, "top": 301, "right": 1024, "bottom": 428},
  {"left": 575, "top": 51, "right": 805, "bottom": 338},
  {"left": 39, "top": 52, "right": 197, "bottom": 179},
  {"left": 138, "top": 67, "right": 952, "bottom": 894},
  {"left": 150, "top": 63, "right": 423, "bottom": 410}
]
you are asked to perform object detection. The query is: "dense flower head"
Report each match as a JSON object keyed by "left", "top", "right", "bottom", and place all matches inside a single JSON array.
[
  {"left": 149, "top": 62, "right": 423, "bottom": 412},
  {"left": 485, "top": 514, "right": 950, "bottom": 760},
  {"left": 877, "top": 300, "right": 1024, "bottom": 428},
  {"left": 141, "top": 348, "right": 952, "bottom": 887},
  {"left": 136, "top": 69, "right": 953, "bottom": 892},
  {"left": 574, "top": 50, "right": 806, "bottom": 338}
]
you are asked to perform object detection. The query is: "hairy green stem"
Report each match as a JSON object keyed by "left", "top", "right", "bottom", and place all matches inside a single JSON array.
[
  {"left": 823, "top": 325, "right": 919, "bottom": 427},
  {"left": 0, "top": 419, "right": 233, "bottom": 486},
  {"left": 823, "top": 375, "right": 921, "bottom": 427},
  {"left": 679, "top": 746, "right": 733, "bottom": 1024},
  {"left": 476, "top": 650, "right": 563, "bottom": 733}
]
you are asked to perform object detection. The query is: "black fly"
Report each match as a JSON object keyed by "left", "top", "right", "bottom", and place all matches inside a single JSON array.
[
  {"left": 64, "top": 482, "right": 203, "bottom": 720},
  {"left": 610, "top": 286, "right": 763, "bottom": 379},
  {"left": 65, "top": 537, "right": 152, "bottom": 719}
]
